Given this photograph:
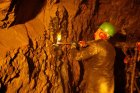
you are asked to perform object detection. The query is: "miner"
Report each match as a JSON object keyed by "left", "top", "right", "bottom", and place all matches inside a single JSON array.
[{"left": 72, "top": 22, "right": 116, "bottom": 93}]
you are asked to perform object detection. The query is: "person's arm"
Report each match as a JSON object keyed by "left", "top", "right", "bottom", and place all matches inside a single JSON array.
[{"left": 75, "top": 43, "right": 98, "bottom": 61}]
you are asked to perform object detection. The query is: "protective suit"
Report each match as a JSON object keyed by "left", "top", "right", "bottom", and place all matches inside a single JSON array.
[{"left": 75, "top": 39, "right": 116, "bottom": 93}]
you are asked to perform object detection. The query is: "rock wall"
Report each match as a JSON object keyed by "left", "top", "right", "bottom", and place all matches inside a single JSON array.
[{"left": 0, "top": 0, "right": 140, "bottom": 93}]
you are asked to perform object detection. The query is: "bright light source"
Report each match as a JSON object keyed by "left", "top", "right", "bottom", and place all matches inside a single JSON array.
[{"left": 57, "top": 32, "right": 61, "bottom": 42}]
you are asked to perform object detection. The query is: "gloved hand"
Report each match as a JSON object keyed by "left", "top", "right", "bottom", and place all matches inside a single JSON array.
[
  {"left": 78, "top": 40, "right": 88, "bottom": 48},
  {"left": 136, "top": 42, "right": 140, "bottom": 61},
  {"left": 71, "top": 42, "right": 78, "bottom": 49},
  {"left": 70, "top": 42, "right": 78, "bottom": 60},
  {"left": 136, "top": 42, "right": 140, "bottom": 51}
]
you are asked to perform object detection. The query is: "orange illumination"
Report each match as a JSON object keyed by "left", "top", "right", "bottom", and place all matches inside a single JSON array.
[{"left": 57, "top": 32, "right": 61, "bottom": 42}]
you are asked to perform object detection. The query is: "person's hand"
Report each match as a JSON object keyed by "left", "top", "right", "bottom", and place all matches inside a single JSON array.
[
  {"left": 136, "top": 42, "right": 140, "bottom": 61},
  {"left": 136, "top": 42, "right": 140, "bottom": 51},
  {"left": 78, "top": 41, "right": 87, "bottom": 48},
  {"left": 71, "top": 42, "right": 78, "bottom": 49}
]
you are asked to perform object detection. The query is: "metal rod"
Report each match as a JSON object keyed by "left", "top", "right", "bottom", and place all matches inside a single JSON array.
[
  {"left": 130, "top": 47, "right": 138, "bottom": 93},
  {"left": 56, "top": 42, "right": 71, "bottom": 45}
]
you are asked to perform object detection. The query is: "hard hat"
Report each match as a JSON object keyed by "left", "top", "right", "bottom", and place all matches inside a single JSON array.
[{"left": 99, "top": 22, "right": 116, "bottom": 37}]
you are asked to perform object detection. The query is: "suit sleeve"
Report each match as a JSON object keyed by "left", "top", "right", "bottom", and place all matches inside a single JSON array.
[{"left": 75, "top": 43, "right": 98, "bottom": 61}]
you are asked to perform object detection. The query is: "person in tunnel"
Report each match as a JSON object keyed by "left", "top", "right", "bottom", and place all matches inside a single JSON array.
[{"left": 72, "top": 22, "right": 116, "bottom": 93}]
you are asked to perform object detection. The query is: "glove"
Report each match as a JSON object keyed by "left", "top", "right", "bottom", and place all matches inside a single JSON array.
[
  {"left": 78, "top": 40, "right": 88, "bottom": 48},
  {"left": 136, "top": 42, "right": 140, "bottom": 51},
  {"left": 71, "top": 42, "right": 78, "bottom": 49}
]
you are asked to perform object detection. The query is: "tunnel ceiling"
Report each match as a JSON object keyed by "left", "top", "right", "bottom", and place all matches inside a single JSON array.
[{"left": 0, "top": 0, "right": 140, "bottom": 38}]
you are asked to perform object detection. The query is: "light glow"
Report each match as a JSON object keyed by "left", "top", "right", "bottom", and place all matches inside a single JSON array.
[{"left": 57, "top": 32, "right": 61, "bottom": 42}]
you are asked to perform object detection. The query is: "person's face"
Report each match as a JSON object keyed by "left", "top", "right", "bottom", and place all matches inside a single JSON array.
[
  {"left": 0, "top": 1, "right": 11, "bottom": 20},
  {"left": 94, "top": 28, "right": 110, "bottom": 40}
]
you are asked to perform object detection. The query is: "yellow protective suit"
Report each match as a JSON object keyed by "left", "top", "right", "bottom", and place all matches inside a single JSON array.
[{"left": 75, "top": 39, "right": 116, "bottom": 93}]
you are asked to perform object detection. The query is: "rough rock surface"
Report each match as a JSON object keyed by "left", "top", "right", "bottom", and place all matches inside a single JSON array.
[{"left": 0, "top": 0, "right": 140, "bottom": 93}]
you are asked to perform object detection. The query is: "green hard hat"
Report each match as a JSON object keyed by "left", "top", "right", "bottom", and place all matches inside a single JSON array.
[{"left": 99, "top": 22, "right": 116, "bottom": 37}]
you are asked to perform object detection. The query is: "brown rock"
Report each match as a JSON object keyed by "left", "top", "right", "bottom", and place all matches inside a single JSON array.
[{"left": 0, "top": 0, "right": 140, "bottom": 93}]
